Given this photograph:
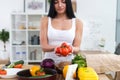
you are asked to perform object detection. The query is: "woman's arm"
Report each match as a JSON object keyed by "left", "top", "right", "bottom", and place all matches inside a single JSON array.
[
  {"left": 72, "top": 18, "right": 83, "bottom": 54},
  {"left": 40, "top": 17, "right": 56, "bottom": 52}
]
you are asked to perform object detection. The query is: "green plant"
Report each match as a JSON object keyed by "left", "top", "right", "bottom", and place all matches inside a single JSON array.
[
  {"left": 0, "top": 29, "right": 9, "bottom": 51},
  {"left": 48, "top": 0, "right": 51, "bottom": 3}
]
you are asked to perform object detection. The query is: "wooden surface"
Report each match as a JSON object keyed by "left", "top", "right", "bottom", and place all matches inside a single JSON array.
[
  {"left": 115, "top": 72, "right": 120, "bottom": 80},
  {"left": 0, "top": 59, "right": 9, "bottom": 64},
  {"left": 99, "top": 74, "right": 111, "bottom": 80},
  {"left": 81, "top": 51, "right": 120, "bottom": 74},
  {"left": 81, "top": 50, "right": 120, "bottom": 80},
  {"left": 1, "top": 50, "right": 120, "bottom": 80}
]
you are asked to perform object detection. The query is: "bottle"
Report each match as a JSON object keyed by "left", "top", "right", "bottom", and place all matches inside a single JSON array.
[
  {"left": 19, "top": 52, "right": 23, "bottom": 60},
  {"left": 16, "top": 52, "right": 20, "bottom": 60},
  {"left": 30, "top": 49, "right": 37, "bottom": 60},
  {"left": 22, "top": 51, "right": 26, "bottom": 60},
  {"left": 33, "top": 35, "right": 38, "bottom": 45},
  {"left": 31, "top": 36, "right": 34, "bottom": 45}
]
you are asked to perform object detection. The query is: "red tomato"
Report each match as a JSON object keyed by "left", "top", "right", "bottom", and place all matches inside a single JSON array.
[
  {"left": 60, "top": 47, "right": 69, "bottom": 56},
  {"left": 55, "top": 47, "right": 61, "bottom": 53},
  {"left": 0, "top": 69, "right": 7, "bottom": 75},
  {"left": 36, "top": 71, "right": 45, "bottom": 76},
  {"left": 14, "top": 64, "right": 23, "bottom": 68},
  {"left": 67, "top": 46, "right": 72, "bottom": 53},
  {"left": 55, "top": 42, "right": 72, "bottom": 56},
  {"left": 61, "top": 42, "right": 68, "bottom": 47}
]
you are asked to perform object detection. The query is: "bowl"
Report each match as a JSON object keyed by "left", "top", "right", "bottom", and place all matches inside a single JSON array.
[
  {"left": 0, "top": 68, "right": 23, "bottom": 78},
  {"left": 17, "top": 68, "right": 57, "bottom": 80}
]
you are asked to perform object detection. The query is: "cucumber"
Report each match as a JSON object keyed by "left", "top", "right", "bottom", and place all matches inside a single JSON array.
[
  {"left": 7, "top": 60, "right": 24, "bottom": 68},
  {"left": 7, "top": 63, "right": 15, "bottom": 68},
  {"left": 14, "top": 60, "right": 24, "bottom": 65}
]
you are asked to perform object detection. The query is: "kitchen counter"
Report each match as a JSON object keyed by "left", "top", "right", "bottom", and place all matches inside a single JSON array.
[
  {"left": 1, "top": 51, "right": 120, "bottom": 80},
  {"left": 81, "top": 51, "right": 120, "bottom": 73},
  {"left": 0, "top": 59, "right": 9, "bottom": 64},
  {"left": 80, "top": 50, "right": 120, "bottom": 80}
]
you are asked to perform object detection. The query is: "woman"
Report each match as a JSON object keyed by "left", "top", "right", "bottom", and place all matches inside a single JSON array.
[{"left": 40, "top": 0, "right": 83, "bottom": 64}]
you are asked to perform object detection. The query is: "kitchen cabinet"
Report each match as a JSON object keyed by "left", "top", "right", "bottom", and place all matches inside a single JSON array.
[
  {"left": 10, "top": 13, "right": 47, "bottom": 64},
  {"left": 10, "top": 0, "right": 50, "bottom": 64}
]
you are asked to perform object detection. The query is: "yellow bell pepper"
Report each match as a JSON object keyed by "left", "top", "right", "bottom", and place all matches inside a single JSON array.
[
  {"left": 63, "top": 65, "right": 76, "bottom": 79},
  {"left": 30, "top": 65, "right": 41, "bottom": 76},
  {"left": 78, "top": 67, "right": 99, "bottom": 80}
]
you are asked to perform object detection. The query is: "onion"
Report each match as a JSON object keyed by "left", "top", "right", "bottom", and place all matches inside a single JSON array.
[{"left": 40, "top": 58, "right": 55, "bottom": 69}]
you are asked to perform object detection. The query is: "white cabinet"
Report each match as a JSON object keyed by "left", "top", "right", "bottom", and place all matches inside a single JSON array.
[{"left": 10, "top": 13, "right": 47, "bottom": 64}]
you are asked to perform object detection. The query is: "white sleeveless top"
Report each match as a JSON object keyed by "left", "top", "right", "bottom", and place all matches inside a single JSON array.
[{"left": 44, "top": 17, "right": 76, "bottom": 64}]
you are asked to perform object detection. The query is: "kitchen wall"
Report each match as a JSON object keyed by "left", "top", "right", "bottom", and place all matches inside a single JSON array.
[
  {"left": 0, "top": 0, "right": 117, "bottom": 53},
  {"left": 0, "top": 0, "right": 23, "bottom": 52},
  {"left": 76, "top": 0, "right": 117, "bottom": 53}
]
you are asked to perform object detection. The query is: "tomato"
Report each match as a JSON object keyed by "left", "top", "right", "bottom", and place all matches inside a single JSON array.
[
  {"left": 61, "top": 42, "right": 68, "bottom": 47},
  {"left": 67, "top": 45, "right": 72, "bottom": 53},
  {"left": 14, "top": 64, "right": 23, "bottom": 68},
  {"left": 55, "top": 42, "right": 72, "bottom": 56},
  {"left": 0, "top": 69, "right": 7, "bottom": 75},
  {"left": 60, "top": 47, "right": 69, "bottom": 56},
  {"left": 55, "top": 47, "right": 61, "bottom": 53},
  {"left": 36, "top": 71, "right": 45, "bottom": 76}
]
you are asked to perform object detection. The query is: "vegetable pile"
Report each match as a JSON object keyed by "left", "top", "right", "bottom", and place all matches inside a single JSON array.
[
  {"left": 62, "top": 53, "right": 98, "bottom": 80},
  {"left": 30, "top": 65, "right": 45, "bottom": 76},
  {"left": 29, "top": 58, "right": 56, "bottom": 77},
  {"left": 7, "top": 60, "right": 24, "bottom": 68},
  {"left": 55, "top": 42, "right": 72, "bottom": 56}
]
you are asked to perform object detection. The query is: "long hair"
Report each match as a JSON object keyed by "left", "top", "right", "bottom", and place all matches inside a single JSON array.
[{"left": 48, "top": 0, "right": 76, "bottom": 19}]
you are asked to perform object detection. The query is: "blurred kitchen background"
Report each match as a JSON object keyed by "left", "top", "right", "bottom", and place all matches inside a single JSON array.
[{"left": 0, "top": 0, "right": 119, "bottom": 60}]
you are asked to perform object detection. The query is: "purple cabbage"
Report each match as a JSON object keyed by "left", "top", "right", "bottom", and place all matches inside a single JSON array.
[{"left": 40, "top": 58, "right": 55, "bottom": 69}]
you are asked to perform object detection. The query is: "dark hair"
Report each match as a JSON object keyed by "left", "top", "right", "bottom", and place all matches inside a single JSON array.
[{"left": 48, "top": 0, "right": 76, "bottom": 19}]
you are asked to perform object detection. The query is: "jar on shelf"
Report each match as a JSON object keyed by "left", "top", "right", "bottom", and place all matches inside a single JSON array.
[
  {"left": 30, "top": 49, "right": 37, "bottom": 60},
  {"left": 22, "top": 51, "right": 26, "bottom": 60},
  {"left": 31, "top": 35, "right": 39, "bottom": 45},
  {"left": 16, "top": 52, "right": 20, "bottom": 60}
]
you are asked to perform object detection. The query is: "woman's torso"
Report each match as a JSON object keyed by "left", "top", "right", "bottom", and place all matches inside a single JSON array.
[{"left": 44, "top": 17, "right": 76, "bottom": 64}]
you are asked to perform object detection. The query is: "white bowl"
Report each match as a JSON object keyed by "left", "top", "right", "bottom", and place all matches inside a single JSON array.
[{"left": 0, "top": 68, "right": 23, "bottom": 78}]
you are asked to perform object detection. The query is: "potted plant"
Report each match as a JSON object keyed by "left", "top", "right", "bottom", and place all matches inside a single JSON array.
[
  {"left": 48, "top": 0, "right": 51, "bottom": 3},
  {"left": 0, "top": 29, "right": 9, "bottom": 52}
]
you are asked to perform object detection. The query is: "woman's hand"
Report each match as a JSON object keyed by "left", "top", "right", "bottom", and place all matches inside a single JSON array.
[
  {"left": 55, "top": 42, "right": 73, "bottom": 57},
  {"left": 72, "top": 47, "right": 80, "bottom": 54}
]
